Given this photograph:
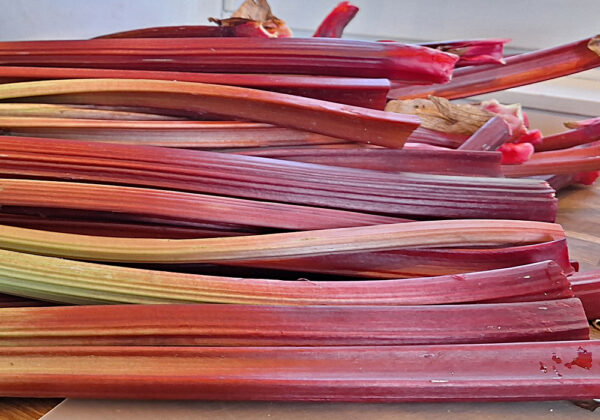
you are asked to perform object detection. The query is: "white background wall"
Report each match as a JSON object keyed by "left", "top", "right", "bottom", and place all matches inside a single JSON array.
[
  {"left": 0, "top": 0, "right": 223, "bottom": 40},
  {"left": 229, "top": 0, "right": 600, "bottom": 50},
  {"left": 1, "top": 0, "right": 598, "bottom": 50}
]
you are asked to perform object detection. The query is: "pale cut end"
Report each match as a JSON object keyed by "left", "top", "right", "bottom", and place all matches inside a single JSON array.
[
  {"left": 563, "top": 116, "right": 600, "bottom": 129},
  {"left": 588, "top": 35, "right": 600, "bottom": 56}
]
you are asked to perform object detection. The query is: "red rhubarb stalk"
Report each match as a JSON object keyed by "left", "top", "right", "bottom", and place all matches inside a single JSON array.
[
  {"left": 313, "top": 2, "right": 359, "bottom": 38},
  {"left": 0, "top": 299, "right": 588, "bottom": 347},
  {"left": 0, "top": 79, "right": 419, "bottom": 148},
  {"left": 0, "top": 341, "right": 598, "bottom": 401},
  {"left": 0, "top": 38, "right": 458, "bottom": 83},
  {"left": 390, "top": 35, "right": 600, "bottom": 99},
  {"left": 420, "top": 38, "right": 509, "bottom": 67}
]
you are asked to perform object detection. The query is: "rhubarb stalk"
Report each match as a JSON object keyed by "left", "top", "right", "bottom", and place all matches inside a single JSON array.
[
  {"left": 313, "top": 2, "right": 359, "bottom": 38},
  {"left": 0, "top": 219, "right": 565, "bottom": 263},
  {"left": 223, "top": 239, "right": 573, "bottom": 279},
  {"left": 0, "top": 341, "right": 597, "bottom": 401},
  {"left": 420, "top": 38, "right": 509, "bottom": 67},
  {"left": 0, "top": 246, "right": 574, "bottom": 307},
  {"left": 0, "top": 37, "right": 458, "bottom": 83},
  {"left": 390, "top": 35, "right": 600, "bottom": 99},
  {"left": 237, "top": 147, "right": 503, "bottom": 177},
  {"left": 458, "top": 116, "right": 511, "bottom": 151},
  {"left": 0, "top": 136, "right": 559, "bottom": 221},
  {"left": 0, "top": 67, "right": 391, "bottom": 109},
  {"left": 0, "top": 103, "right": 180, "bottom": 120},
  {"left": 0, "top": 299, "right": 587, "bottom": 347},
  {"left": 536, "top": 116, "right": 600, "bottom": 152},
  {"left": 0, "top": 79, "right": 419, "bottom": 148},
  {"left": 0, "top": 118, "right": 349, "bottom": 148},
  {"left": 0, "top": 214, "right": 253, "bottom": 239},
  {"left": 503, "top": 141, "right": 600, "bottom": 177},
  {"left": 570, "top": 270, "right": 600, "bottom": 320},
  {"left": 0, "top": 178, "right": 404, "bottom": 231}
]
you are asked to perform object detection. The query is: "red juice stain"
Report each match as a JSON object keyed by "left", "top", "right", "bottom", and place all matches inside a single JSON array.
[
  {"left": 552, "top": 353, "right": 562, "bottom": 364},
  {"left": 565, "top": 347, "right": 592, "bottom": 370},
  {"left": 539, "top": 361, "right": 548, "bottom": 373},
  {"left": 552, "top": 365, "right": 563, "bottom": 378}
]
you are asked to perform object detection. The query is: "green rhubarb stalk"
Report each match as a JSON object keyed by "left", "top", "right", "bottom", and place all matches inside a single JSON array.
[
  {"left": 0, "top": 220, "right": 565, "bottom": 263},
  {"left": 0, "top": 249, "right": 572, "bottom": 305}
]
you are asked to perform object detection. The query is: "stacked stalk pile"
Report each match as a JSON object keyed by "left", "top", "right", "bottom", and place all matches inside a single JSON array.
[{"left": 0, "top": 0, "right": 598, "bottom": 404}]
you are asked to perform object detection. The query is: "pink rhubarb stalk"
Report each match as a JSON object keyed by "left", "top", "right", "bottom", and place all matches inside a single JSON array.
[
  {"left": 234, "top": 147, "right": 503, "bottom": 177},
  {"left": 458, "top": 116, "right": 511, "bottom": 151},
  {"left": 390, "top": 35, "right": 600, "bottom": 99}
]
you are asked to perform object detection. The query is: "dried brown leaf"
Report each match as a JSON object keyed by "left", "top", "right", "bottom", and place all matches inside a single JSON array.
[
  {"left": 222, "top": 0, "right": 292, "bottom": 37},
  {"left": 385, "top": 96, "right": 493, "bottom": 135},
  {"left": 232, "top": 0, "right": 275, "bottom": 21}
]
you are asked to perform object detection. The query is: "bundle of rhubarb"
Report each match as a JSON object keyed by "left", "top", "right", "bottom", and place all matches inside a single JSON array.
[{"left": 0, "top": 0, "right": 599, "bottom": 405}]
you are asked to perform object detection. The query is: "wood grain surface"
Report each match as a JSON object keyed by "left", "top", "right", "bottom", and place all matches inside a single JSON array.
[
  {"left": 0, "top": 398, "right": 61, "bottom": 420},
  {"left": 2, "top": 183, "right": 600, "bottom": 419}
]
